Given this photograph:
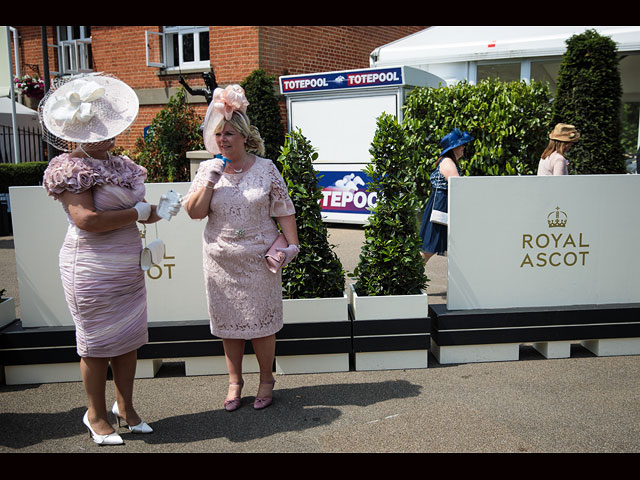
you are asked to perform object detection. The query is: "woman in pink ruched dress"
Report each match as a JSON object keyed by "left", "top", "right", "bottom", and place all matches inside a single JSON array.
[
  {"left": 40, "top": 74, "right": 180, "bottom": 445},
  {"left": 183, "top": 85, "right": 299, "bottom": 412}
]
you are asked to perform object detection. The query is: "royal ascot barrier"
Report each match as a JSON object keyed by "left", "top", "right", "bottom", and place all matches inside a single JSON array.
[
  {"left": 435, "top": 175, "right": 640, "bottom": 364},
  {"left": 0, "top": 320, "right": 219, "bottom": 384},
  {"left": 0, "top": 314, "right": 354, "bottom": 385},
  {"left": 429, "top": 303, "right": 640, "bottom": 364}
]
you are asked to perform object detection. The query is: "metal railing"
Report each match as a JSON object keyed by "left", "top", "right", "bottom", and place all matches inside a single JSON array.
[{"left": 0, "top": 125, "right": 46, "bottom": 163}]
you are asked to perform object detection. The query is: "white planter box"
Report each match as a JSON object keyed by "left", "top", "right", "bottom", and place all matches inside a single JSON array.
[
  {"left": 349, "top": 284, "right": 429, "bottom": 370},
  {"left": 277, "top": 292, "right": 350, "bottom": 374},
  {"left": 0, "top": 297, "right": 16, "bottom": 329},
  {"left": 283, "top": 292, "right": 348, "bottom": 323},
  {"left": 348, "top": 284, "right": 428, "bottom": 320}
]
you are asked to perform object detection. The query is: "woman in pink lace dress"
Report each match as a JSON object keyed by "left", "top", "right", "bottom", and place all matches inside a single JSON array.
[
  {"left": 183, "top": 85, "right": 299, "bottom": 411},
  {"left": 40, "top": 74, "right": 180, "bottom": 445}
]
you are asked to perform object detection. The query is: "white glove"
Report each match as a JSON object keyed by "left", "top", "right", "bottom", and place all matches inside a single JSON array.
[
  {"left": 206, "top": 156, "right": 227, "bottom": 185},
  {"left": 157, "top": 190, "right": 182, "bottom": 221},
  {"left": 134, "top": 201, "right": 151, "bottom": 221},
  {"left": 276, "top": 244, "right": 300, "bottom": 267}
]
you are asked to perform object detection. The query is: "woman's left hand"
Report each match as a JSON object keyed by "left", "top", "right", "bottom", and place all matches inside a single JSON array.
[{"left": 276, "top": 244, "right": 300, "bottom": 267}]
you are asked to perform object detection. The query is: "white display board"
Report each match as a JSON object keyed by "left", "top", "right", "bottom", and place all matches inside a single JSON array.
[
  {"left": 10, "top": 183, "right": 209, "bottom": 327},
  {"left": 289, "top": 94, "right": 398, "bottom": 165},
  {"left": 447, "top": 175, "right": 640, "bottom": 310}
]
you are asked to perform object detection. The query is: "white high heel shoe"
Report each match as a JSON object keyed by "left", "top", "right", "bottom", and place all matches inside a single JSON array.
[
  {"left": 111, "top": 402, "right": 153, "bottom": 434},
  {"left": 83, "top": 411, "right": 124, "bottom": 445}
]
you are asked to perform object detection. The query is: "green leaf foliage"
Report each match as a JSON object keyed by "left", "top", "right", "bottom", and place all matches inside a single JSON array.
[
  {"left": 0, "top": 162, "right": 48, "bottom": 193},
  {"left": 241, "top": 69, "right": 285, "bottom": 163},
  {"left": 132, "top": 87, "right": 203, "bottom": 182},
  {"left": 551, "top": 29, "right": 625, "bottom": 174},
  {"left": 403, "top": 79, "right": 552, "bottom": 201},
  {"left": 277, "top": 129, "right": 345, "bottom": 299},
  {"left": 351, "top": 113, "right": 428, "bottom": 297}
]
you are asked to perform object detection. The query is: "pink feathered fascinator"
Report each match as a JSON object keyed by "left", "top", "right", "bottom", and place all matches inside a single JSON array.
[{"left": 201, "top": 84, "right": 250, "bottom": 155}]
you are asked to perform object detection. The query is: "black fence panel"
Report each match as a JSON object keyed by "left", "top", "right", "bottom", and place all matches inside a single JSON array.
[{"left": 0, "top": 125, "right": 46, "bottom": 164}]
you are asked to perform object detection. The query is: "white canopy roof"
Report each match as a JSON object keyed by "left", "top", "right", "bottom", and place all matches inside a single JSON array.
[
  {"left": 0, "top": 96, "right": 39, "bottom": 128},
  {"left": 370, "top": 26, "right": 640, "bottom": 66}
]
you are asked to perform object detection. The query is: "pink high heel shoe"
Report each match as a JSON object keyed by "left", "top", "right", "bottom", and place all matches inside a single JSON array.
[
  {"left": 254, "top": 379, "right": 275, "bottom": 410},
  {"left": 224, "top": 381, "right": 244, "bottom": 412}
]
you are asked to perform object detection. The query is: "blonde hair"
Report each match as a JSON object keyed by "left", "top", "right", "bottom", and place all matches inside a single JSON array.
[
  {"left": 215, "top": 111, "right": 265, "bottom": 157},
  {"left": 541, "top": 139, "right": 574, "bottom": 159}
]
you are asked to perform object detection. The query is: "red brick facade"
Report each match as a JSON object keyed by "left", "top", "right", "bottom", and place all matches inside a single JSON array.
[{"left": 11, "top": 26, "right": 427, "bottom": 152}]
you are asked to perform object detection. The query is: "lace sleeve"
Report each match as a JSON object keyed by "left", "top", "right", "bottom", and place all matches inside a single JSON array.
[
  {"left": 267, "top": 159, "right": 295, "bottom": 217},
  {"left": 42, "top": 153, "right": 97, "bottom": 200}
]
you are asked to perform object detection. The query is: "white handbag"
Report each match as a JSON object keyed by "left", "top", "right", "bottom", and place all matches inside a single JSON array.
[
  {"left": 429, "top": 189, "right": 449, "bottom": 226},
  {"left": 140, "top": 225, "right": 165, "bottom": 271}
]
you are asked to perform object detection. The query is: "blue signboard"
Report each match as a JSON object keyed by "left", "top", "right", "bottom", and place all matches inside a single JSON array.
[
  {"left": 316, "top": 169, "right": 377, "bottom": 215},
  {"left": 280, "top": 67, "right": 404, "bottom": 94}
]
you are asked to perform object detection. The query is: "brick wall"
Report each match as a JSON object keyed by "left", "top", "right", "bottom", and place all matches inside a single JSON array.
[{"left": 11, "top": 26, "right": 428, "bottom": 152}]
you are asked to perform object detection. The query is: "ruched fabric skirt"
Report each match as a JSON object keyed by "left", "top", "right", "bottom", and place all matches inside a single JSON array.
[{"left": 59, "top": 224, "right": 148, "bottom": 358}]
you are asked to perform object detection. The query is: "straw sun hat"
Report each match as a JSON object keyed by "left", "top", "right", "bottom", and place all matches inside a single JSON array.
[
  {"left": 39, "top": 73, "right": 139, "bottom": 151},
  {"left": 549, "top": 123, "right": 580, "bottom": 143}
]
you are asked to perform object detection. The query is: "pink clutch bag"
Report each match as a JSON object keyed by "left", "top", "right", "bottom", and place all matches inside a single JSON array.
[{"left": 265, "top": 234, "right": 288, "bottom": 273}]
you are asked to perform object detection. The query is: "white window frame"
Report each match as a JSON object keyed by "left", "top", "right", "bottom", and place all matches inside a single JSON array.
[
  {"left": 145, "top": 30, "right": 166, "bottom": 68},
  {"left": 145, "top": 26, "right": 210, "bottom": 71},
  {"left": 53, "top": 26, "right": 93, "bottom": 76}
]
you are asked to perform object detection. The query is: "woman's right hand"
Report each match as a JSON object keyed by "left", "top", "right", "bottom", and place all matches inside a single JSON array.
[{"left": 206, "top": 157, "right": 227, "bottom": 185}]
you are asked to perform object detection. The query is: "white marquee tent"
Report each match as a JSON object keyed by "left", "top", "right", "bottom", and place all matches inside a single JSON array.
[{"left": 370, "top": 26, "right": 640, "bottom": 102}]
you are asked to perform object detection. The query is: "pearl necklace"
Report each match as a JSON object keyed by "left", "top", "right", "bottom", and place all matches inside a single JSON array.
[{"left": 79, "top": 144, "right": 111, "bottom": 161}]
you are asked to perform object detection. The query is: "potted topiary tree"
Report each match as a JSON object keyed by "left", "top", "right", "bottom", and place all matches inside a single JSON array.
[
  {"left": 276, "top": 129, "right": 349, "bottom": 373},
  {"left": 278, "top": 129, "right": 346, "bottom": 314},
  {"left": 349, "top": 113, "right": 430, "bottom": 370},
  {"left": 350, "top": 113, "right": 429, "bottom": 312}
]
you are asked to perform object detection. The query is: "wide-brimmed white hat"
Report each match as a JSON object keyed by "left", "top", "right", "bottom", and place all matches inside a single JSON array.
[{"left": 39, "top": 73, "right": 139, "bottom": 150}]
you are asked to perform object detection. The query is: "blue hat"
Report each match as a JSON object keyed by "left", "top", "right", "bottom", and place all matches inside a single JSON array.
[{"left": 439, "top": 128, "right": 474, "bottom": 158}]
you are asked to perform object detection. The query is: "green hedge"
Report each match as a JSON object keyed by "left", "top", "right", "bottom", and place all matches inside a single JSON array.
[
  {"left": 0, "top": 162, "right": 49, "bottom": 193},
  {"left": 403, "top": 79, "right": 553, "bottom": 202},
  {"left": 132, "top": 87, "right": 203, "bottom": 182}
]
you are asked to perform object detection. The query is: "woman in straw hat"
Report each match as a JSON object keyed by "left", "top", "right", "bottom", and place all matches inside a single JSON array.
[
  {"left": 419, "top": 128, "right": 474, "bottom": 264},
  {"left": 40, "top": 74, "right": 180, "bottom": 445},
  {"left": 537, "top": 123, "right": 580, "bottom": 176},
  {"left": 183, "top": 85, "right": 299, "bottom": 411}
]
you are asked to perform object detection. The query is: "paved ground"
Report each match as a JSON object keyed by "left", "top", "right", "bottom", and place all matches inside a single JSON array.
[{"left": 1, "top": 228, "right": 640, "bottom": 453}]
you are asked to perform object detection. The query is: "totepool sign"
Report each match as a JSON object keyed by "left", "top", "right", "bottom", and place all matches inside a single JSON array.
[
  {"left": 280, "top": 67, "right": 403, "bottom": 93},
  {"left": 316, "top": 169, "right": 377, "bottom": 215},
  {"left": 447, "top": 175, "right": 640, "bottom": 310}
]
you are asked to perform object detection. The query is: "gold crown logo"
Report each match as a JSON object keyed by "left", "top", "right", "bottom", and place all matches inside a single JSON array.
[{"left": 547, "top": 206, "right": 567, "bottom": 228}]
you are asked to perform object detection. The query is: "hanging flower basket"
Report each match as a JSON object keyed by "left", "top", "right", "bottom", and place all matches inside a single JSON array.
[{"left": 14, "top": 75, "right": 45, "bottom": 99}]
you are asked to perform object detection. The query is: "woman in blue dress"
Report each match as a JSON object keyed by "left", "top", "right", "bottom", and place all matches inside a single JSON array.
[{"left": 419, "top": 128, "right": 474, "bottom": 263}]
